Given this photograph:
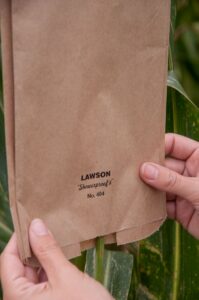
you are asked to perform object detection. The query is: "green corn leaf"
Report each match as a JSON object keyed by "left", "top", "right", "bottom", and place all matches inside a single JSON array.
[
  {"left": 172, "top": 95, "right": 199, "bottom": 300},
  {"left": 0, "top": 47, "right": 3, "bottom": 114},
  {"left": 167, "top": 71, "right": 198, "bottom": 109},
  {"left": 169, "top": 0, "right": 176, "bottom": 70},
  {"left": 70, "top": 251, "right": 87, "bottom": 272},
  {"left": 0, "top": 108, "right": 7, "bottom": 192},
  {"left": 0, "top": 52, "right": 12, "bottom": 256},
  {"left": 85, "top": 248, "right": 133, "bottom": 300}
]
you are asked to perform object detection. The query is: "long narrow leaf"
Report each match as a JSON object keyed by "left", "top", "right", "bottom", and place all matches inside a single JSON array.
[
  {"left": 167, "top": 71, "right": 198, "bottom": 109},
  {"left": 86, "top": 248, "right": 133, "bottom": 300}
]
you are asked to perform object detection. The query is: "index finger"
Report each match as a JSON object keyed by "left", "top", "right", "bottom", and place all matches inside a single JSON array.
[
  {"left": 165, "top": 133, "right": 199, "bottom": 160},
  {"left": 0, "top": 234, "right": 26, "bottom": 288}
]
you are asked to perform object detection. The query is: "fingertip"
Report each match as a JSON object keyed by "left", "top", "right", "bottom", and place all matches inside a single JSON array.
[
  {"left": 29, "top": 219, "right": 49, "bottom": 237},
  {"left": 140, "top": 163, "right": 159, "bottom": 181},
  {"left": 28, "top": 218, "right": 68, "bottom": 283},
  {"left": 165, "top": 133, "right": 175, "bottom": 155}
]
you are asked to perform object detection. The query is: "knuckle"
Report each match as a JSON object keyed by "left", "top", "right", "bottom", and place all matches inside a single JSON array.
[
  {"left": 194, "top": 202, "right": 199, "bottom": 211},
  {"left": 187, "top": 148, "right": 199, "bottom": 175},
  {"left": 196, "top": 146, "right": 199, "bottom": 156},
  {"left": 165, "top": 171, "right": 178, "bottom": 189},
  {"left": 82, "top": 272, "right": 91, "bottom": 282},
  {"left": 188, "top": 178, "right": 199, "bottom": 204},
  {"left": 193, "top": 193, "right": 199, "bottom": 205}
]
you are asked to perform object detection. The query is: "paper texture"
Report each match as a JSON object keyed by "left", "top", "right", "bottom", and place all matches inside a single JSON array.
[{"left": 1, "top": 0, "right": 170, "bottom": 265}]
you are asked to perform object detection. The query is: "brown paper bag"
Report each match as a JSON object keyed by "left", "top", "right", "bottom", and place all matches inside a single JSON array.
[{"left": 1, "top": 0, "right": 170, "bottom": 265}]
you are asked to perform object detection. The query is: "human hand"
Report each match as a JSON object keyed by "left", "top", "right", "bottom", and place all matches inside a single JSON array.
[
  {"left": 0, "top": 219, "right": 113, "bottom": 300},
  {"left": 140, "top": 133, "right": 199, "bottom": 239}
]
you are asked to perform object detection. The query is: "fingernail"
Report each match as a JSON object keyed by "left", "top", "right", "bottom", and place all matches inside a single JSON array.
[
  {"left": 31, "top": 219, "right": 49, "bottom": 236},
  {"left": 142, "top": 163, "right": 159, "bottom": 180}
]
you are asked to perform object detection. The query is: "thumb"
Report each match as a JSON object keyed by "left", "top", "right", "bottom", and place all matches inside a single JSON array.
[
  {"left": 140, "top": 163, "right": 199, "bottom": 205},
  {"left": 29, "top": 219, "right": 79, "bottom": 284}
]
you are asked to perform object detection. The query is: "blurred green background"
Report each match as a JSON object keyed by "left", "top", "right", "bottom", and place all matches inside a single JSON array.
[
  {"left": 175, "top": 0, "right": 199, "bottom": 107},
  {"left": 0, "top": 0, "right": 199, "bottom": 299}
]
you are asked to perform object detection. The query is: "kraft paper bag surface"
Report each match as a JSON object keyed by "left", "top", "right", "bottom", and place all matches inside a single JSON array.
[{"left": 1, "top": 0, "right": 170, "bottom": 265}]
